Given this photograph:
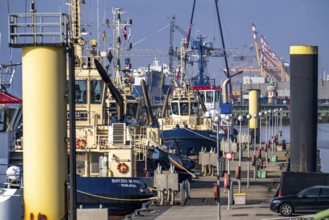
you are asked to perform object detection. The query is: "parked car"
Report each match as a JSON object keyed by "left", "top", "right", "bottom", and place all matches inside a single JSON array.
[{"left": 270, "top": 185, "right": 329, "bottom": 216}]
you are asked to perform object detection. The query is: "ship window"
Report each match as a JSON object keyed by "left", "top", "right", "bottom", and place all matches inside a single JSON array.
[
  {"left": 0, "top": 108, "right": 5, "bottom": 131},
  {"left": 108, "top": 103, "right": 117, "bottom": 114},
  {"left": 67, "top": 111, "right": 88, "bottom": 121},
  {"left": 90, "top": 80, "right": 104, "bottom": 104},
  {"left": 75, "top": 80, "right": 87, "bottom": 104},
  {"left": 206, "top": 91, "right": 213, "bottom": 103},
  {"left": 126, "top": 102, "right": 138, "bottom": 118},
  {"left": 190, "top": 102, "right": 198, "bottom": 115},
  {"left": 215, "top": 91, "right": 220, "bottom": 102},
  {"left": 126, "top": 95, "right": 136, "bottom": 100},
  {"left": 171, "top": 102, "right": 179, "bottom": 115},
  {"left": 180, "top": 102, "right": 189, "bottom": 116}
]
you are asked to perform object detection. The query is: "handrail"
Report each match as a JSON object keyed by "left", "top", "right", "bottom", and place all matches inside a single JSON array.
[{"left": 8, "top": 12, "right": 69, "bottom": 47}]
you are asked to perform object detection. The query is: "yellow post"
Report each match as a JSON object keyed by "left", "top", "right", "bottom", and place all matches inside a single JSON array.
[
  {"left": 249, "top": 89, "right": 259, "bottom": 129},
  {"left": 22, "top": 46, "right": 67, "bottom": 219}
]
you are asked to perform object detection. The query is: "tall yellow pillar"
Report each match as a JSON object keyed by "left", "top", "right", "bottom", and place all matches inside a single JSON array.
[
  {"left": 249, "top": 89, "right": 259, "bottom": 129},
  {"left": 22, "top": 46, "right": 67, "bottom": 219}
]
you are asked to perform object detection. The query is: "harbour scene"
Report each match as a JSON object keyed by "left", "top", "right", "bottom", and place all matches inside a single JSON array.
[{"left": 1, "top": 1, "right": 329, "bottom": 220}]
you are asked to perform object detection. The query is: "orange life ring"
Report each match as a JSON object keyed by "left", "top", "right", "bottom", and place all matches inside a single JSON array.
[
  {"left": 76, "top": 138, "right": 87, "bottom": 149},
  {"left": 117, "top": 162, "right": 128, "bottom": 174}
]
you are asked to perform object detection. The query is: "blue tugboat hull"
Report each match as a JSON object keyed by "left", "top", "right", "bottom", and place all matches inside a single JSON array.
[
  {"left": 162, "top": 128, "right": 228, "bottom": 156},
  {"left": 76, "top": 177, "right": 154, "bottom": 215}
]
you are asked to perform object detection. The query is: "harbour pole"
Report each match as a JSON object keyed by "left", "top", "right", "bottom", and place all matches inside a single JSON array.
[
  {"left": 246, "top": 114, "right": 251, "bottom": 188},
  {"left": 258, "top": 112, "right": 263, "bottom": 164},
  {"left": 237, "top": 115, "right": 244, "bottom": 193},
  {"left": 226, "top": 114, "right": 232, "bottom": 210},
  {"left": 68, "top": 42, "right": 77, "bottom": 220},
  {"left": 253, "top": 113, "right": 258, "bottom": 180},
  {"left": 214, "top": 116, "right": 221, "bottom": 220},
  {"left": 264, "top": 111, "right": 268, "bottom": 166},
  {"left": 290, "top": 45, "right": 318, "bottom": 172}
]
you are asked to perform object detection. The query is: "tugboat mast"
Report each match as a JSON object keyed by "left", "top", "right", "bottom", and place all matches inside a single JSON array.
[{"left": 108, "top": 8, "right": 132, "bottom": 86}]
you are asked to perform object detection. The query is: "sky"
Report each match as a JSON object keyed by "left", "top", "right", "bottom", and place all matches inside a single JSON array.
[{"left": 1, "top": 0, "right": 329, "bottom": 97}]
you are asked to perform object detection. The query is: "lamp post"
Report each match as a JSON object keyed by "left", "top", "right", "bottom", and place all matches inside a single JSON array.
[
  {"left": 269, "top": 109, "right": 274, "bottom": 154},
  {"left": 237, "top": 115, "right": 244, "bottom": 193},
  {"left": 279, "top": 108, "right": 283, "bottom": 143},
  {"left": 214, "top": 115, "right": 221, "bottom": 220},
  {"left": 273, "top": 109, "right": 276, "bottom": 140},
  {"left": 264, "top": 111, "right": 268, "bottom": 166},
  {"left": 253, "top": 113, "right": 258, "bottom": 180},
  {"left": 225, "top": 114, "right": 232, "bottom": 210},
  {"left": 246, "top": 114, "right": 252, "bottom": 188},
  {"left": 258, "top": 112, "right": 264, "bottom": 169}
]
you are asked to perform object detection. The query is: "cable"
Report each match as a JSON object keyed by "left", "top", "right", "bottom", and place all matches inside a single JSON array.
[
  {"left": 76, "top": 189, "right": 157, "bottom": 202},
  {"left": 133, "top": 24, "right": 169, "bottom": 47}
]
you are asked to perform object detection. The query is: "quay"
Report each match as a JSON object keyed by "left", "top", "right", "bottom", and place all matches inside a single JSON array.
[{"left": 122, "top": 145, "right": 313, "bottom": 220}]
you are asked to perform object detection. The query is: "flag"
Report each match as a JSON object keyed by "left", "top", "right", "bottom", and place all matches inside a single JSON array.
[
  {"left": 123, "top": 26, "right": 127, "bottom": 40},
  {"left": 127, "top": 26, "right": 131, "bottom": 41}
]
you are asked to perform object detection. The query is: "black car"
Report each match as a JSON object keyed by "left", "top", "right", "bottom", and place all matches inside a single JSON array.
[{"left": 270, "top": 185, "right": 329, "bottom": 216}]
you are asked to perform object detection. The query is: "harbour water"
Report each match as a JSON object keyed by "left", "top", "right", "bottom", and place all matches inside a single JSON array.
[{"left": 235, "top": 122, "right": 329, "bottom": 173}]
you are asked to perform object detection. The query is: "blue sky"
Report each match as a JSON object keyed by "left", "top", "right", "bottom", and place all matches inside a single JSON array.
[{"left": 1, "top": 0, "right": 328, "bottom": 97}]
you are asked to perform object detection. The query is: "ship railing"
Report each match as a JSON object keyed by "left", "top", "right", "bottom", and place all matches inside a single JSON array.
[
  {"left": 132, "top": 126, "right": 148, "bottom": 161},
  {"left": 8, "top": 13, "right": 70, "bottom": 47}
]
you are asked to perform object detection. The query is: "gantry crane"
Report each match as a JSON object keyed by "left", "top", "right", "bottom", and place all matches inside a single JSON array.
[{"left": 229, "top": 23, "right": 290, "bottom": 82}]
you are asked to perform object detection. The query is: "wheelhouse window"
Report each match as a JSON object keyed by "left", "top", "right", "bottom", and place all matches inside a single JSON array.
[
  {"left": 0, "top": 107, "right": 5, "bottom": 131},
  {"left": 108, "top": 103, "right": 117, "bottom": 114},
  {"left": 180, "top": 102, "right": 189, "bottom": 115},
  {"left": 126, "top": 102, "right": 139, "bottom": 118},
  {"left": 215, "top": 91, "right": 220, "bottom": 102},
  {"left": 206, "top": 91, "right": 213, "bottom": 103},
  {"left": 200, "top": 91, "right": 205, "bottom": 102},
  {"left": 75, "top": 80, "right": 87, "bottom": 104},
  {"left": 190, "top": 102, "right": 198, "bottom": 115},
  {"left": 171, "top": 102, "right": 179, "bottom": 115},
  {"left": 90, "top": 80, "right": 104, "bottom": 104}
]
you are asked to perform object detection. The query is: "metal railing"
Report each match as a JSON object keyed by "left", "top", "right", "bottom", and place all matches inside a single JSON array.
[{"left": 9, "top": 13, "right": 69, "bottom": 47}]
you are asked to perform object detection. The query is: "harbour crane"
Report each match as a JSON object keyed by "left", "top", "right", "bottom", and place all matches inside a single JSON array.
[{"left": 228, "top": 23, "right": 290, "bottom": 83}]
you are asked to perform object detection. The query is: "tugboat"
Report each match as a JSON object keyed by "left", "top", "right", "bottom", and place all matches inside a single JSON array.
[
  {"left": 156, "top": 38, "right": 231, "bottom": 158},
  {"left": 69, "top": 6, "right": 157, "bottom": 215}
]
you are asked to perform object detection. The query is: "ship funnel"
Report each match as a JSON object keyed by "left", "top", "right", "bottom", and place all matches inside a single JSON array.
[{"left": 222, "top": 78, "right": 230, "bottom": 103}]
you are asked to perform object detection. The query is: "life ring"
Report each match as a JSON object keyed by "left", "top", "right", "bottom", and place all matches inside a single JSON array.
[
  {"left": 117, "top": 162, "right": 128, "bottom": 174},
  {"left": 76, "top": 138, "right": 87, "bottom": 149}
]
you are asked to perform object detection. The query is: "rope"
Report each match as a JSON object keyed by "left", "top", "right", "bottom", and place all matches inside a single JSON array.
[
  {"left": 76, "top": 189, "right": 158, "bottom": 202},
  {"left": 181, "top": 127, "right": 217, "bottom": 143},
  {"left": 133, "top": 24, "right": 169, "bottom": 47}
]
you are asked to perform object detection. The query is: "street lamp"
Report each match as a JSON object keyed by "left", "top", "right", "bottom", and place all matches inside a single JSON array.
[
  {"left": 237, "top": 115, "right": 244, "bottom": 193},
  {"left": 273, "top": 109, "right": 276, "bottom": 139},
  {"left": 264, "top": 111, "right": 269, "bottom": 166},
  {"left": 279, "top": 108, "right": 283, "bottom": 144},
  {"left": 223, "top": 114, "right": 232, "bottom": 210},
  {"left": 253, "top": 113, "right": 258, "bottom": 180},
  {"left": 213, "top": 115, "right": 221, "bottom": 220},
  {"left": 258, "top": 112, "right": 264, "bottom": 168},
  {"left": 245, "top": 114, "right": 252, "bottom": 188}
]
